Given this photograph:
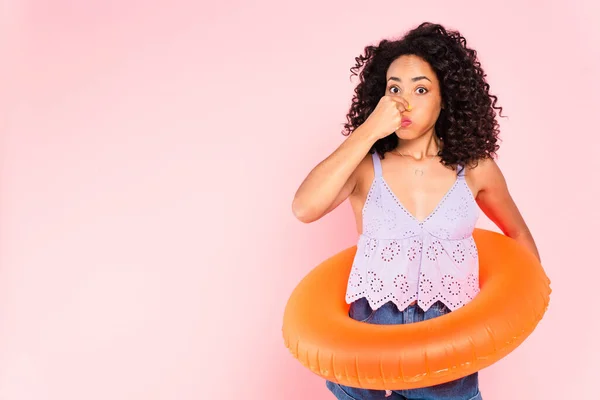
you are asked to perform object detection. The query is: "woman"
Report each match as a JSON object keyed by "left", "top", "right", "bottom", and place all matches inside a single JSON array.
[{"left": 292, "top": 22, "right": 540, "bottom": 400}]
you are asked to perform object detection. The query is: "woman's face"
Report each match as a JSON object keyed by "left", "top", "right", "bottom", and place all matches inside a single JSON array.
[{"left": 385, "top": 55, "right": 443, "bottom": 140}]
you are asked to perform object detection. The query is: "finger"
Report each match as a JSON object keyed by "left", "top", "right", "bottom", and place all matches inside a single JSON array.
[
  {"left": 395, "top": 101, "right": 408, "bottom": 113},
  {"left": 390, "top": 96, "right": 411, "bottom": 111}
]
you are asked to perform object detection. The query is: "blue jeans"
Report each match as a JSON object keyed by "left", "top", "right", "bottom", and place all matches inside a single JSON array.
[{"left": 326, "top": 298, "right": 482, "bottom": 400}]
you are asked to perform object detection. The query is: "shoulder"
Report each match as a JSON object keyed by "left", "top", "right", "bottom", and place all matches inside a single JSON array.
[
  {"left": 355, "top": 151, "right": 376, "bottom": 179},
  {"left": 351, "top": 151, "right": 378, "bottom": 195},
  {"left": 466, "top": 156, "right": 500, "bottom": 176},
  {"left": 463, "top": 156, "right": 506, "bottom": 195}
]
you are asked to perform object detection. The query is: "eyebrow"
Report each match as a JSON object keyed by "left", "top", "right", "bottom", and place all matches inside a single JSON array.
[{"left": 387, "top": 76, "right": 432, "bottom": 83}]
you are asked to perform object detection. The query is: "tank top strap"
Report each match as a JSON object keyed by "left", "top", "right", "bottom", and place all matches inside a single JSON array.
[
  {"left": 371, "top": 152, "right": 382, "bottom": 177},
  {"left": 457, "top": 164, "right": 466, "bottom": 178}
]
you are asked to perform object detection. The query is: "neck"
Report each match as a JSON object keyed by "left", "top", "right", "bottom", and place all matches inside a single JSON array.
[{"left": 394, "top": 131, "right": 441, "bottom": 160}]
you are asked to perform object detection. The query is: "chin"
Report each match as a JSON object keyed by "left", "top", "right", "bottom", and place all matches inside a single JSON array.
[{"left": 395, "top": 130, "right": 422, "bottom": 141}]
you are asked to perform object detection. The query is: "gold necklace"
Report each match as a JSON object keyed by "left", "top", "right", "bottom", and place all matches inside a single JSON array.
[
  {"left": 392, "top": 149, "right": 439, "bottom": 176},
  {"left": 392, "top": 149, "right": 440, "bottom": 158}
]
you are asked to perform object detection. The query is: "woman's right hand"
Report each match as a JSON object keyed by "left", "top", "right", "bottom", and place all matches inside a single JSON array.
[{"left": 362, "top": 95, "right": 411, "bottom": 140}]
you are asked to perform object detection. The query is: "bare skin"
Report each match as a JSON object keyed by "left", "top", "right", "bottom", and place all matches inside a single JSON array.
[
  {"left": 294, "top": 54, "right": 540, "bottom": 264},
  {"left": 346, "top": 55, "right": 540, "bottom": 262}
]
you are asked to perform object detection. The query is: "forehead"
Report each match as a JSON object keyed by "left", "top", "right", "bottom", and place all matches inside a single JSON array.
[{"left": 386, "top": 55, "right": 438, "bottom": 82}]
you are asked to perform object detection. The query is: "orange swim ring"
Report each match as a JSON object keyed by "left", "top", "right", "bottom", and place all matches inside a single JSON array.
[{"left": 282, "top": 228, "right": 551, "bottom": 390}]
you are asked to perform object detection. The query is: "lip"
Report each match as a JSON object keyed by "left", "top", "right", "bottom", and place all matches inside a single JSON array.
[{"left": 401, "top": 119, "right": 412, "bottom": 127}]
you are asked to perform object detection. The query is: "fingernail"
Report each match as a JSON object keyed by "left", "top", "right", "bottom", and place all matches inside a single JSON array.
[{"left": 407, "top": 104, "right": 412, "bottom": 111}]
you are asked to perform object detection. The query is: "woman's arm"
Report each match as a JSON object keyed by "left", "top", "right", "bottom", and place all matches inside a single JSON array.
[
  {"left": 292, "top": 126, "right": 379, "bottom": 223},
  {"left": 469, "top": 157, "right": 541, "bottom": 262}
]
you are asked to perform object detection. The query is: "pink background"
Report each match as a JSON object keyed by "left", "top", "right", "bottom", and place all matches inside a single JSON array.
[{"left": 1, "top": 1, "right": 599, "bottom": 399}]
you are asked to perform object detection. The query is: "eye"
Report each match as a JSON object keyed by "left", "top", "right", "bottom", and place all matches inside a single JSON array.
[
  {"left": 389, "top": 86, "right": 401, "bottom": 94},
  {"left": 416, "top": 87, "right": 428, "bottom": 94}
]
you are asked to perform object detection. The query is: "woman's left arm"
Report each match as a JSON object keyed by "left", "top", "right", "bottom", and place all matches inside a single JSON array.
[{"left": 468, "top": 157, "right": 541, "bottom": 262}]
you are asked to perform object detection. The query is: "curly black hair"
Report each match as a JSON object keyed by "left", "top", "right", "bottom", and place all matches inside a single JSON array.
[{"left": 343, "top": 22, "right": 504, "bottom": 169}]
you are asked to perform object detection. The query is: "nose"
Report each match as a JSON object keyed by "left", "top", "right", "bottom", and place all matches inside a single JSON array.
[{"left": 397, "top": 95, "right": 412, "bottom": 111}]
